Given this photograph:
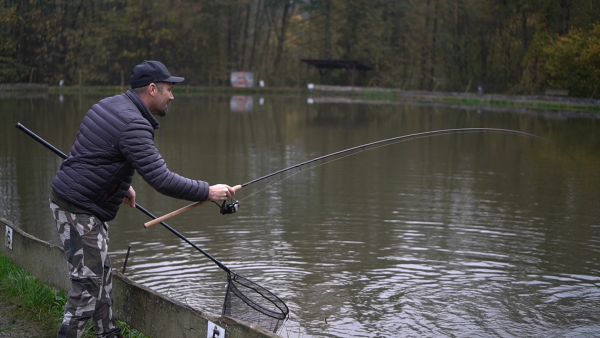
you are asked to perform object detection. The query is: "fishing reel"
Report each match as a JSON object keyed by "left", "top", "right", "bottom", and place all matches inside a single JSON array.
[{"left": 218, "top": 198, "right": 239, "bottom": 215}]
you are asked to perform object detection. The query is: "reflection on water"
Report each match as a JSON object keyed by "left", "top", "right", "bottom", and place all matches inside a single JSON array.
[
  {"left": 1, "top": 94, "right": 599, "bottom": 337},
  {"left": 230, "top": 95, "right": 253, "bottom": 113}
]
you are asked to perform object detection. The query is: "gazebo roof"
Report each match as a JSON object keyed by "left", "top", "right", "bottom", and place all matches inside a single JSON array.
[{"left": 300, "top": 59, "right": 373, "bottom": 71}]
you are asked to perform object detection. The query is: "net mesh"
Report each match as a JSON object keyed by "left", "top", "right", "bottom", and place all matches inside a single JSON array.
[{"left": 222, "top": 272, "right": 289, "bottom": 333}]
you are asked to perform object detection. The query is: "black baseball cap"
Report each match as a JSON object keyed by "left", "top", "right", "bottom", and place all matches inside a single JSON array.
[{"left": 130, "top": 60, "right": 184, "bottom": 88}]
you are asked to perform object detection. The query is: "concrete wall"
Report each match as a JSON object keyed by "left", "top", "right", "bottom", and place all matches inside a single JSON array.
[{"left": 0, "top": 217, "right": 281, "bottom": 338}]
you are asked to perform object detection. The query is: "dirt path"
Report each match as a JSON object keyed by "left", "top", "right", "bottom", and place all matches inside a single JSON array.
[{"left": 0, "top": 301, "right": 49, "bottom": 338}]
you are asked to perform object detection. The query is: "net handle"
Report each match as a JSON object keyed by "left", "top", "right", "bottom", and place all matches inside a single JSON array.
[{"left": 16, "top": 122, "right": 233, "bottom": 274}]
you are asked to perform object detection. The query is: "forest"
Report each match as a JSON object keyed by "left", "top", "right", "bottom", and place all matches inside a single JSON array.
[{"left": 1, "top": 0, "right": 599, "bottom": 97}]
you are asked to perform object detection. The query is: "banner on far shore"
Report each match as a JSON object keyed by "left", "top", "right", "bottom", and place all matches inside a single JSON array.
[{"left": 230, "top": 72, "right": 254, "bottom": 88}]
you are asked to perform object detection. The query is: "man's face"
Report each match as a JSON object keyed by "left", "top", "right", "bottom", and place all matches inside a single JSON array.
[{"left": 154, "top": 82, "right": 174, "bottom": 117}]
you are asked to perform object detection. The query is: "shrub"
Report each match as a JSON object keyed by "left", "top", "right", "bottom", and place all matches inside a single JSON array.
[{"left": 544, "top": 24, "right": 600, "bottom": 98}]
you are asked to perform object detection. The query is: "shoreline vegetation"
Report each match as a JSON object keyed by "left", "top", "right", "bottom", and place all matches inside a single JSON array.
[
  {"left": 0, "top": 252, "right": 148, "bottom": 338},
  {"left": 2, "top": 83, "right": 599, "bottom": 113},
  {"left": 2, "top": 1, "right": 599, "bottom": 100},
  {"left": 46, "top": 85, "right": 600, "bottom": 114}
]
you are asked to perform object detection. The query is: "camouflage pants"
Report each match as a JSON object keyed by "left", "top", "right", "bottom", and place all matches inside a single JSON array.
[{"left": 50, "top": 202, "right": 122, "bottom": 338}]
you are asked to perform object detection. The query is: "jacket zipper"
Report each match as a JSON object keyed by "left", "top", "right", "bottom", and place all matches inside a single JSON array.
[{"left": 104, "top": 183, "right": 120, "bottom": 200}]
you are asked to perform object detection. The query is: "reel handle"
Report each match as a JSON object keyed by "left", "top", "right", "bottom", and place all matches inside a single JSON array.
[{"left": 143, "top": 185, "right": 242, "bottom": 228}]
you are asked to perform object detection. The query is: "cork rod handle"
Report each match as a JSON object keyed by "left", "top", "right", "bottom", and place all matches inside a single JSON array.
[{"left": 143, "top": 185, "right": 242, "bottom": 228}]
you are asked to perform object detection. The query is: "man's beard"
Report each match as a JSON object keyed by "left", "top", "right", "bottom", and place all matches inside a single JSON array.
[{"left": 158, "top": 106, "right": 168, "bottom": 117}]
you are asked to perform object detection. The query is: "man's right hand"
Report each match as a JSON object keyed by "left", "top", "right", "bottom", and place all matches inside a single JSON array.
[{"left": 208, "top": 184, "right": 236, "bottom": 201}]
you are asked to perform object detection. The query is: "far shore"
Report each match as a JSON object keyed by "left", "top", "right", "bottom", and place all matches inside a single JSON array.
[{"left": 3, "top": 83, "right": 599, "bottom": 113}]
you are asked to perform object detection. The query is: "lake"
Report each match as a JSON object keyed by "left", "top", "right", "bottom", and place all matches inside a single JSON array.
[{"left": 1, "top": 92, "right": 599, "bottom": 337}]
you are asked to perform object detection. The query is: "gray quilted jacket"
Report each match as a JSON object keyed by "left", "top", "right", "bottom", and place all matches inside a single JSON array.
[{"left": 50, "top": 89, "right": 209, "bottom": 222}]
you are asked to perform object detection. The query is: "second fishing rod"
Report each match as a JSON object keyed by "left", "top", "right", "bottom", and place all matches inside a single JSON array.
[
  {"left": 143, "top": 127, "right": 550, "bottom": 227},
  {"left": 16, "top": 122, "right": 290, "bottom": 331},
  {"left": 15, "top": 122, "right": 229, "bottom": 272}
]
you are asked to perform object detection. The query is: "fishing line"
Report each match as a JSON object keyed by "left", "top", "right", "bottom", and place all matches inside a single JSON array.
[
  {"left": 237, "top": 128, "right": 549, "bottom": 188},
  {"left": 238, "top": 149, "right": 363, "bottom": 202},
  {"left": 238, "top": 142, "right": 376, "bottom": 201},
  {"left": 143, "top": 127, "right": 551, "bottom": 227},
  {"left": 238, "top": 128, "right": 549, "bottom": 202}
]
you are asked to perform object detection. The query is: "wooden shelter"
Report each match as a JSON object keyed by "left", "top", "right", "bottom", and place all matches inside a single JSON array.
[{"left": 300, "top": 59, "right": 372, "bottom": 87}]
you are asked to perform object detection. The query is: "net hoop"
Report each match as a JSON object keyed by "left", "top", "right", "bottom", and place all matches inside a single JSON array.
[{"left": 223, "top": 272, "right": 289, "bottom": 333}]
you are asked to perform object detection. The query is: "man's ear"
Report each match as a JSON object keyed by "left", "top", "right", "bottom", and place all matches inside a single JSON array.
[{"left": 148, "top": 83, "right": 157, "bottom": 97}]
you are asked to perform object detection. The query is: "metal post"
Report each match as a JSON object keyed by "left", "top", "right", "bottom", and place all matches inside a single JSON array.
[
  {"left": 122, "top": 245, "right": 131, "bottom": 274},
  {"left": 306, "top": 63, "right": 310, "bottom": 85}
]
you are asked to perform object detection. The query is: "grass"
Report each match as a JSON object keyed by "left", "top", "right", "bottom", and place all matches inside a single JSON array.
[
  {"left": 0, "top": 252, "right": 149, "bottom": 337},
  {"left": 48, "top": 85, "right": 307, "bottom": 96},
  {"left": 436, "top": 96, "right": 600, "bottom": 113},
  {"left": 345, "top": 90, "right": 600, "bottom": 113},
  {"left": 44, "top": 84, "right": 600, "bottom": 113},
  {"left": 349, "top": 91, "right": 398, "bottom": 100}
]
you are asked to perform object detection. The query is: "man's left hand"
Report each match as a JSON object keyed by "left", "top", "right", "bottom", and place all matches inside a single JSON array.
[{"left": 123, "top": 186, "right": 136, "bottom": 207}]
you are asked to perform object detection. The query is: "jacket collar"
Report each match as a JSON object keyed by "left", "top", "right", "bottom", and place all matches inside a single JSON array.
[{"left": 125, "top": 89, "right": 160, "bottom": 130}]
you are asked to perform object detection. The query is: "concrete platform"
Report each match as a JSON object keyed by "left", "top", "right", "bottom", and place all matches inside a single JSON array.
[{"left": 0, "top": 217, "right": 281, "bottom": 338}]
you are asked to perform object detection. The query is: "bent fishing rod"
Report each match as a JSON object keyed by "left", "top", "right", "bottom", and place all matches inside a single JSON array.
[
  {"left": 15, "top": 122, "right": 232, "bottom": 273},
  {"left": 143, "top": 127, "right": 550, "bottom": 227}
]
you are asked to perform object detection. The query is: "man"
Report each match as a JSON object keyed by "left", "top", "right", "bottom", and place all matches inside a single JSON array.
[{"left": 49, "top": 60, "right": 235, "bottom": 338}]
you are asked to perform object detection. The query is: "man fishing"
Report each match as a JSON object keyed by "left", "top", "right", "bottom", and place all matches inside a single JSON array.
[{"left": 49, "top": 60, "right": 235, "bottom": 338}]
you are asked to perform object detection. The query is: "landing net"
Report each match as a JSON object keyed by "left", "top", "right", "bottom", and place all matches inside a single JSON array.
[{"left": 222, "top": 272, "right": 289, "bottom": 333}]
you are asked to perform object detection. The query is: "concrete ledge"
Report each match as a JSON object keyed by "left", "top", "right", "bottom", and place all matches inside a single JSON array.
[
  {"left": 0, "top": 83, "right": 48, "bottom": 91},
  {"left": 312, "top": 84, "right": 600, "bottom": 106},
  {"left": 0, "top": 218, "right": 281, "bottom": 338},
  {"left": 0, "top": 218, "right": 70, "bottom": 292}
]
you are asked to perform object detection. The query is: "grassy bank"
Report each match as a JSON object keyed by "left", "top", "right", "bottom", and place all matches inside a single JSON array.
[
  {"left": 44, "top": 85, "right": 600, "bottom": 113},
  {"left": 436, "top": 96, "right": 600, "bottom": 113},
  {"left": 0, "top": 252, "right": 148, "bottom": 338},
  {"left": 347, "top": 90, "right": 600, "bottom": 113},
  {"left": 48, "top": 85, "right": 306, "bottom": 96}
]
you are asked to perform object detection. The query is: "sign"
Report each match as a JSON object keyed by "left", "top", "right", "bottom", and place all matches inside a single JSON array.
[
  {"left": 230, "top": 72, "right": 254, "bottom": 88},
  {"left": 207, "top": 321, "right": 225, "bottom": 338},
  {"left": 5, "top": 225, "right": 13, "bottom": 250}
]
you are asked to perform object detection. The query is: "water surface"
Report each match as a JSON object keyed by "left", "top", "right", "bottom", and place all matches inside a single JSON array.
[{"left": 1, "top": 93, "right": 599, "bottom": 337}]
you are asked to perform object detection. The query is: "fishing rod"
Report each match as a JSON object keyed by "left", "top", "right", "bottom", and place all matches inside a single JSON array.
[
  {"left": 143, "top": 127, "right": 550, "bottom": 227},
  {"left": 14, "top": 122, "right": 230, "bottom": 272}
]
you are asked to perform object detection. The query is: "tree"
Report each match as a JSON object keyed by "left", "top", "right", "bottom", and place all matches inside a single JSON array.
[
  {"left": 544, "top": 24, "right": 600, "bottom": 98},
  {"left": 1, "top": 0, "right": 598, "bottom": 95},
  {"left": 520, "top": 0, "right": 552, "bottom": 94}
]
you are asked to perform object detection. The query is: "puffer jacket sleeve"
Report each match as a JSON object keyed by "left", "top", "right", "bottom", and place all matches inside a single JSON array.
[{"left": 120, "top": 117, "right": 210, "bottom": 201}]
